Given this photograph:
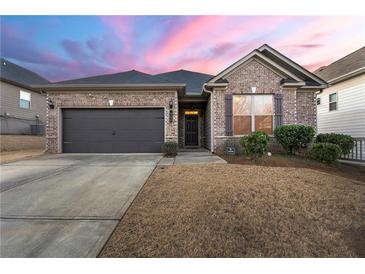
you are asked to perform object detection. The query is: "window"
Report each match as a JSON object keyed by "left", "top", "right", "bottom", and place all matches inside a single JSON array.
[
  {"left": 329, "top": 93, "right": 337, "bottom": 111},
  {"left": 316, "top": 98, "right": 321, "bottom": 105},
  {"left": 233, "top": 95, "right": 273, "bottom": 135},
  {"left": 20, "top": 90, "right": 31, "bottom": 109}
]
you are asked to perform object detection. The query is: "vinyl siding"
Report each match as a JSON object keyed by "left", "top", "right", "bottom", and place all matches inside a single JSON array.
[
  {"left": 0, "top": 81, "right": 46, "bottom": 134},
  {"left": 317, "top": 73, "right": 365, "bottom": 138}
]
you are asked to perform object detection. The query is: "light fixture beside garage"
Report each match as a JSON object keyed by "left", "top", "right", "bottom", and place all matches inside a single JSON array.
[
  {"left": 108, "top": 99, "right": 114, "bottom": 106},
  {"left": 169, "top": 99, "right": 173, "bottom": 123}
]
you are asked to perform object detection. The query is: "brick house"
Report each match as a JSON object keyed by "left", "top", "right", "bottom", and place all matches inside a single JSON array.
[{"left": 33, "top": 44, "right": 327, "bottom": 153}]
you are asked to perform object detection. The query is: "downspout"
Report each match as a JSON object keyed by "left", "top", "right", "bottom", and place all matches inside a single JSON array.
[
  {"left": 203, "top": 84, "right": 214, "bottom": 152},
  {"left": 203, "top": 83, "right": 228, "bottom": 153}
]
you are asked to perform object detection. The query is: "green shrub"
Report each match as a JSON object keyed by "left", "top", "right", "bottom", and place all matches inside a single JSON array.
[
  {"left": 274, "top": 124, "right": 315, "bottom": 154},
  {"left": 310, "top": 143, "right": 341, "bottom": 163},
  {"left": 240, "top": 131, "right": 269, "bottom": 157},
  {"left": 161, "top": 141, "right": 178, "bottom": 156},
  {"left": 315, "top": 133, "right": 354, "bottom": 155}
]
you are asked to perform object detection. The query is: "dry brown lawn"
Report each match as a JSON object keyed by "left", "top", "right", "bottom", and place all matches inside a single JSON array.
[
  {"left": 0, "top": 149, "right": 44, "bottom": 164},
  {"left": 100, "top": 164, "right": 365, "bottom": 258}
]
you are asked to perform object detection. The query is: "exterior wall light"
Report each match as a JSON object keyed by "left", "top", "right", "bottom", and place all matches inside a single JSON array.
[
  {"left": 169, "top": 99, "right": 174, "bottom": 109},
  {"left": 108, "top": 100, "right": 114, "bottom": 106},
  {"left": 48, "top": 99, "right": 55, "bottom": 109},
  {"left": 251, "top": 86, "right": 257, "bottom": 93}
]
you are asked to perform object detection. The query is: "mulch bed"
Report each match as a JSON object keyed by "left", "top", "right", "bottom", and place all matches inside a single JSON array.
[
  {"left": 221, "top": 154, "right": 365, "bottom": 183},
  {"left": 100, "top": 164, "right": 365, "bottom": 258}
]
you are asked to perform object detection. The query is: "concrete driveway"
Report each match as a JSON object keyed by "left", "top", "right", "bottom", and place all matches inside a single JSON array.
[{"left": 0, "top": 154, "right": 162, "bottom": 257}]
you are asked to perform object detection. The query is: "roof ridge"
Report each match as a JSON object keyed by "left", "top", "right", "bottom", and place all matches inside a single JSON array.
[
  {"left": 155, "top": 69, "right": 213, "bottom": 77},
  {"left": 55, "top": 69, "right": 159, "bottom": 84}
]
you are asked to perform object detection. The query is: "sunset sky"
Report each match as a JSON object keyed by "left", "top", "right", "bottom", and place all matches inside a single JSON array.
[{"left": 1, "top": 16, "right": 364, "bottom": 82}]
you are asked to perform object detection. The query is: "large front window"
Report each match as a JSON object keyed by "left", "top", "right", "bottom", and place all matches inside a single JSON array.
[{"left": 233, "top": 95, "right": 273, "bottom": 135}]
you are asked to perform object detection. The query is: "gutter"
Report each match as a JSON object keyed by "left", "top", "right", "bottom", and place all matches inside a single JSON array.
[
  {"left": 326, "top": 67, "right": 365, "bottom": 85},
  {"left": 0, "top": 77, "right": 45, "bottom": 94}
]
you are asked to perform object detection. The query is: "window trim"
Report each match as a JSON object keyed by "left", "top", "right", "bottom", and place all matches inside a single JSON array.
[
  {"left": 232, "top": 94, "right": 274, "bottom": 136},
  {"left": 329, "top": 92, "right": 337, "bottom": 111},
  {"left": 19, "top": 90, "right": 31, "bottom": 109}
]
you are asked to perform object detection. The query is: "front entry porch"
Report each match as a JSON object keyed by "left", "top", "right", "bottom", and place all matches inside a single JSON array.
[{"left": 178, "top": 102, "right": 209, "bottom": 150}]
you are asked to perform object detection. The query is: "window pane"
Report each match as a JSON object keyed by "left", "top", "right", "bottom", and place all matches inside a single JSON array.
[
  {"left": 233, "top": 96, "right": 251, "bottom": 115},
  {"left": 329, "top": 93, "right": 337, "bottom": 103},
  {"left": 255, "top": 115, "right": 273, "bottom": 134},
  {"left": 20, "top": 90, "right": 31, "bottom": 101},
  {"left": 234, "top": 116, "right": 251, "bottom": 135},
  {"left": 329, "top": 102, "right": 337, "bottom": 111},
  {"left": 254, "top": 95, "right": 273, "bottom": 115},
  {"left": 20, "top": 99, "right": 30, "bottom": 109}
]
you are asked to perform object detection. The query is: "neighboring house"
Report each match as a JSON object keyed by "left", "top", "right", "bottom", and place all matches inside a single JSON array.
[
  {"left": 0, "top": 58, "right": 49, "bottom": 134},
  {"left": 33, "top": 44, "right": 326, "bottom": 153},
  {"left": 315, "top": 46, "right": 365, "bottom": 161}
]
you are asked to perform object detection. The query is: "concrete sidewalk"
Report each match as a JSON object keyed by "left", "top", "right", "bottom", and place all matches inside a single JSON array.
[{"left": 158, "top": 150, "right": 226, "bottom": 166}]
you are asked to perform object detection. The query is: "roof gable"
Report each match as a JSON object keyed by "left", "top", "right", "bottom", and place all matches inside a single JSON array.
[
  {"left": 0, "top": 58, "right": 50, "bottom": 87},
  {"left": 208, "top": 44, "right": 326, "bottom": 87}
]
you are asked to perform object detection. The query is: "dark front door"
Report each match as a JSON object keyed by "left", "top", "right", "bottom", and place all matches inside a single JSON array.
[
  {"left": 62, "top": 108, "right": 164, "bottom": 153},
  {"left": 185, "top": 115, "right": 199, "bottom": 146}
]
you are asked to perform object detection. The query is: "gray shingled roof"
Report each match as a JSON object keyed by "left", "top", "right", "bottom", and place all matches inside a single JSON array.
[
  {"left": 56, "top": 70, "right": 172, "bottom": 85},
  {"left": 314, "top": 46, "right": 365, "bottom": 82},
  {"left": 0, "top": 58, "right": 50, "bottom": 86},
  {"left": 155, "top": 69, "right": 213, "bottom": 94}
]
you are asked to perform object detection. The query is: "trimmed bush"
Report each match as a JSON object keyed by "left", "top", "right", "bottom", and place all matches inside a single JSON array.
[
  {"left": 310, "top": 142, "right": 341, "bottom": 163},
  {"left": 161, "top": 141, "right": 178, "bottom": 156},
  {"left": 240, "top": 131, "right": 269, "bottom": 157},
  {"left": 315, "top": 133, "right": 354, "bottom": 155},
  {"left": 274, "top": 124, "right": 315, "bottom": 154}
]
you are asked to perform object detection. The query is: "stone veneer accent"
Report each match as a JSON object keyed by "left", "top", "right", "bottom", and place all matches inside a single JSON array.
[
  {"left": 211, "top": 59, "right": 318, "bottom": 153},
  {"left": 46, "top": 90, "right": 178, "bottom": 153}
]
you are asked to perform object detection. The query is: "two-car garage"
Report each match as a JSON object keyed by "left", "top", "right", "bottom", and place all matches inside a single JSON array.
[{"left": 62, "top": 108, "right": 165, "bottom": 153}]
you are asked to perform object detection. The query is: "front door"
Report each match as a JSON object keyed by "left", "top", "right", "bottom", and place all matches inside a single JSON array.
[{"left": 185, "top": 115, "right": 199, "bottom": 146}]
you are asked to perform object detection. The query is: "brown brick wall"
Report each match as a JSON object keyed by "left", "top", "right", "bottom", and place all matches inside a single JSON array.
[
  {"left": 296, "top": 90, "right": 317, "bottom": 129},
  {"left": 211, "top": 59, "right": 317, "bottom": 153},
  {"left": 46, "top": 90, "right": 178, "bottom": 153}
]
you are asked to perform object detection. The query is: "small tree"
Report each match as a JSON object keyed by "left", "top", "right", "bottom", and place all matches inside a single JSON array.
[
  {"left": 274, "top": 124, "right": 315, "bottom": 154},
  {"left": 240, "top": 131, "right": 269, "bottom": 158}
]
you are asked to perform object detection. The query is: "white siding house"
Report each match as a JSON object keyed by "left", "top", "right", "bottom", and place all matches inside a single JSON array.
[
  {"left": 317, "top": 73, "right": 365, "bottom": 138},
  {"left": 315, "top": 47, "right": 365, "bottom": 161}
]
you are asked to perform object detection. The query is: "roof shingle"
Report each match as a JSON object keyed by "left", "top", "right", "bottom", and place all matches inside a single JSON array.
[
  {"left": 314, "top": 46, "right": 365, "bottom": 82},
  {"left": 0, "top": 58, "right": 50, "bottom": 86},
  {"left": 55, "top": 70, "right": 172, "bottom": 85},
  {"left": 155, "top": 69, "right": 213, "bottom": 94}
]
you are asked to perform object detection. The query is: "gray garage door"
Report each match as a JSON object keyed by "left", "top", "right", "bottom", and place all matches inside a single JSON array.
[{"left": 62, "top": 108, "right": 164, "bottom": 153}]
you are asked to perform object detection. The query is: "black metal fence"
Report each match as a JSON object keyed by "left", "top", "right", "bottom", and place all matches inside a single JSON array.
[{"left": 340, "top": 137, "right": 365, "bottom": 162}]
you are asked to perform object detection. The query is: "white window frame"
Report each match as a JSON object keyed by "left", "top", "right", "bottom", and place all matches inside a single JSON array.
[
  {"left": 233, "top": 94, "right": 274, "bottom": 136},
  {"left": 19, "top": 90, "right": 31, "bottom": 109},
  {"left": 329, "top": 92, "right": 337, "bottom": 111}
]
